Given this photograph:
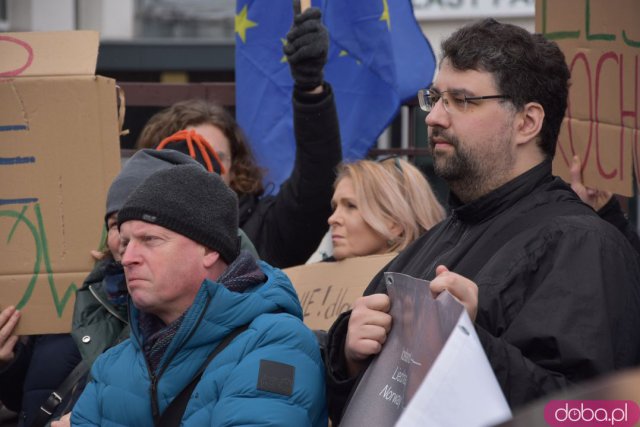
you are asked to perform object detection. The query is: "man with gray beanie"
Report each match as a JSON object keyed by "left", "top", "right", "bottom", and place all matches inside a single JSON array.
[
  {"left": 0, "top": 149, "right": 262, "bottom": 427},
  {"left": 105, "top": 149, "right": 258, "bottom": 259},
  {"left": 71, "top": 165, "right": 327, "bottom": 426}
]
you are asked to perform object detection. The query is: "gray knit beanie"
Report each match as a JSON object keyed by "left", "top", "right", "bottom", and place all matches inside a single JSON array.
[
  {"left": 105, "top": 149, "right": 203, "bottom": 224},
  {"left": 117, "top": 164, "right": 240, "bottom": 263}
]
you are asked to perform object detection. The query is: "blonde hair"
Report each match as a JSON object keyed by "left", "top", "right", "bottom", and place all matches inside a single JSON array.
[{"left": 335, "top": 158, "right": 445, "bottom": 252}]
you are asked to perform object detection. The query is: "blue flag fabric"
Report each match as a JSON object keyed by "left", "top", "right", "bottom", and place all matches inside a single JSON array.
[{"left": 235, "top": 0, "right": 436, "bottom": 191}]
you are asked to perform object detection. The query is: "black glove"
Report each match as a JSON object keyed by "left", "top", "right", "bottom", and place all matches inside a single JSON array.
[{"left": 284, "top": 7, "right": 329, "bottom": 91}]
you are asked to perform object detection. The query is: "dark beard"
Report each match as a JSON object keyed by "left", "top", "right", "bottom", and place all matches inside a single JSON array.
[
  {"left": 429, "top": 128, "right": 487, "bottom": 202},
  {"left": 428, "top": 116, "right": 518, "bottom": 203},
  {"left": 429, "top": 129, "right": 474, "bottom": 182}
]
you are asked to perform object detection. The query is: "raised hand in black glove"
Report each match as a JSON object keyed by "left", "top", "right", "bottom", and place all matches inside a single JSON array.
[{"left": 284, "top": 7, "right": 329, "bottom": 92}]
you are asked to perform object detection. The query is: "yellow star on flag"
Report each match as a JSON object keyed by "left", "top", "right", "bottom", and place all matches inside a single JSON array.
[
  {"left": 281, "top": 38, "right": 288, "bottom": 63},
  {"left": 380, "top": 0, "right": 391, "bottom": 30},
  {"left": 235, "top": 5, "right": 258, "bottom": 44},
  {"left": 339, "top": 50, "right": 361, "bottom": 65}
]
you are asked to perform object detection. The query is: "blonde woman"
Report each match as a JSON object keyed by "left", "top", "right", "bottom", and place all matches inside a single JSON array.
[{"left": 328, "top": 158, "right": 445, "bottom": 261}]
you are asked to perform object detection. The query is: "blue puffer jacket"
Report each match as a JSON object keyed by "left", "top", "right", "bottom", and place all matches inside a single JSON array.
[{"left": 71, "top": 262, "right": 326, "bottom": 426}]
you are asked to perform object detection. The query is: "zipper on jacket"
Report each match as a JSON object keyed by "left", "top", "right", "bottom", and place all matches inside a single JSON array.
[
  {"left": 150, "top": 371, "right": 161, "bottom": 424},
  {"left": 142, "top": 293, "right": 212, "bottom": 425},
  {"left": 88, "top": 284, "right": 128, "bottom": 323},
  {"left": 127, "top": 311, "right": 163, "bottom": 426},
  {"left": 130, "top": 328, "right": 162, "bottom": 425}
]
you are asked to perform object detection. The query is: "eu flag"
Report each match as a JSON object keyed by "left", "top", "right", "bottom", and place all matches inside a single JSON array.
[{"left": 235, "top": 0, "right": 436, "bottom": 191}]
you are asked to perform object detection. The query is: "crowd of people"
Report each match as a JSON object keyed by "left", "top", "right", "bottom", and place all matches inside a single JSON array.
[{"left": 2, "top": 9, "right": 640, "bottom": 427}]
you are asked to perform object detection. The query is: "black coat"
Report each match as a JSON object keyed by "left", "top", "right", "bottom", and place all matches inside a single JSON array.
[
  {"left": 0, "top": 334, "right": 81, "bottom": 427},
  {"left": 239, "top": 84, "right": 341, "bottom": 269},
  {"left": 597, "top": 196, "right": 640, "bottom": 255},
  {"left": 325, "top": 161, "right": 640, "bottom": 424}
]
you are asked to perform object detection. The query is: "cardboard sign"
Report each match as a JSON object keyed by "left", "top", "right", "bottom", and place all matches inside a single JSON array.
[
  {"left": 536, "top": 0, "right": 640, "bottom": 196},
  {"left": 283, "top": 253, "right": 397, "bottom": 330},
  {"left": 0, "top": 31, "right": 121, "bottom": 334}
]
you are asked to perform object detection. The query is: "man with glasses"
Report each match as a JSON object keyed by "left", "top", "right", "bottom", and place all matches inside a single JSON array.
[{"left": 324, "top": 18, "right": 640, "bottom": 423}]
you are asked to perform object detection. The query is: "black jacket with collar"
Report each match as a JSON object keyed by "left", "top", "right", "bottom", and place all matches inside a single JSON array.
[{"left": 325, "top": 160, "right": 640, "bottom": 424}]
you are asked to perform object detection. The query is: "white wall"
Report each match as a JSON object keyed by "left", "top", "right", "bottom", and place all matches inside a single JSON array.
[
  {"left": 421, "top": 17, "right": 534, "bottom": 60},
  {"left": 414, "top": 0, "right": 535, "bottom": 61},
  {"left": 6, "top": 0, "right": 535, "bottom": 45},
  {"left": 8, "top": 0, "right": 74, "bottom": 31},
  {"left": 7, "top": 0, "right": 134, "bottom": 38},
  {"left": 77, "top": 0, "right": 134, "bottom": 39}
]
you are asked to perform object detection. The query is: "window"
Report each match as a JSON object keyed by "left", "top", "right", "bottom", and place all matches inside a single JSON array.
[{"left": 0, "top": 0, "right": 8, "bottom": 31}]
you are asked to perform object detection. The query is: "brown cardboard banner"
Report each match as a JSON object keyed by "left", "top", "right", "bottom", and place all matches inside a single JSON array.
[
  {"left": 283, "top": 253, "right": 397, "bottom": 330},
  {"left": 0, "top": 31, "right": 121, "bottom": 334},
  {"left": 536, "top": 0, "right": 640, "bottom": 196},
  {"left": 0, "top": 31, "right": 99, "bottom": 77}
]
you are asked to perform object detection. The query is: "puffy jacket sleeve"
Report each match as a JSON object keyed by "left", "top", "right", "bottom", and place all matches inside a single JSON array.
[
  {"left": 209, "top": 314, "right": 327, "bottom": 427},
  {"left": 476, "top": 221, "right": 640, "bottom": 408},
  {"left": 70, "top": 357, "right": 106, "bottom": 427},
  {"left": 249, "top": 83, "right": 342, "bottom": 269}
]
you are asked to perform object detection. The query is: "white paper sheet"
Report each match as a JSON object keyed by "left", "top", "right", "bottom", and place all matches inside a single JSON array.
[{"left": 395, "top": 311, "right": 512, "bottom": 427}]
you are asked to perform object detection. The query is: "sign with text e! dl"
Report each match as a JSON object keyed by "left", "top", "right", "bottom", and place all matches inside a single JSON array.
[
  {"left": 536, "top": 0, "right": 640, "bottom": 196},
  {"left": 283, "top": 253, "right": 397, "bottom": 331},
  {"left": 0, "top": 31, "right": 121, "bottom": 334}
]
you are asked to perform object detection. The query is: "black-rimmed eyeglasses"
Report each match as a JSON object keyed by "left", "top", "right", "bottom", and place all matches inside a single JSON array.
[{"left": 417, "top": 89, "right": 510, "bottom": 114}]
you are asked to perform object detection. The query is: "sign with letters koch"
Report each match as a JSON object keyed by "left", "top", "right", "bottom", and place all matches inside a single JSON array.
[{"left": 536, "top": 0, "right": 640, "bottom": 196}]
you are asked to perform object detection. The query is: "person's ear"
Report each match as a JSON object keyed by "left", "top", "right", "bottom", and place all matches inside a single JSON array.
[
  {"left": 203, "top": 248, "right": 221, "bottom": 268},
  {"left": 388, "top": 221, "right": 403, "bottom": 240},
  {"left": 514, "top": 102, "right": 544, "bottom": 146}
]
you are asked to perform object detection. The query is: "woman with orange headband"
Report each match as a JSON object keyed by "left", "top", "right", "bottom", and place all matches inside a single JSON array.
[{"left": 137, "top": 7, "right": 340, "bottom": 270}]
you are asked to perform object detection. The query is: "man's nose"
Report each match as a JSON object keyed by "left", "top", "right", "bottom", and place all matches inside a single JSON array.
[
  {"left": 425, "top": 99, "right": 450, "bottom": 128},
  {"left": 120, "top": 241, "right": 139, "bottom": 266}
]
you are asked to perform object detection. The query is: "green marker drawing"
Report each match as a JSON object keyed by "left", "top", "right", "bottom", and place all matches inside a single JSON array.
[{"left": 1, "top": 203, "right": 78, "bottom": 317}]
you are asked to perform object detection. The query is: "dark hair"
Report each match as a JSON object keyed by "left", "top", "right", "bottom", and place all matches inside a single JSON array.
[
  {"left": 441, "top": 18, "right": 570, "bottom": 158},
  {"left": 136, "top": 99, "right": 265, "bottom": 196}
]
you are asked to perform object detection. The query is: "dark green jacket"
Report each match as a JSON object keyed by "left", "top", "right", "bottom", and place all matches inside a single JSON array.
[{"left": 71, "top": 259, "right": 129, "bottom": 369}]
